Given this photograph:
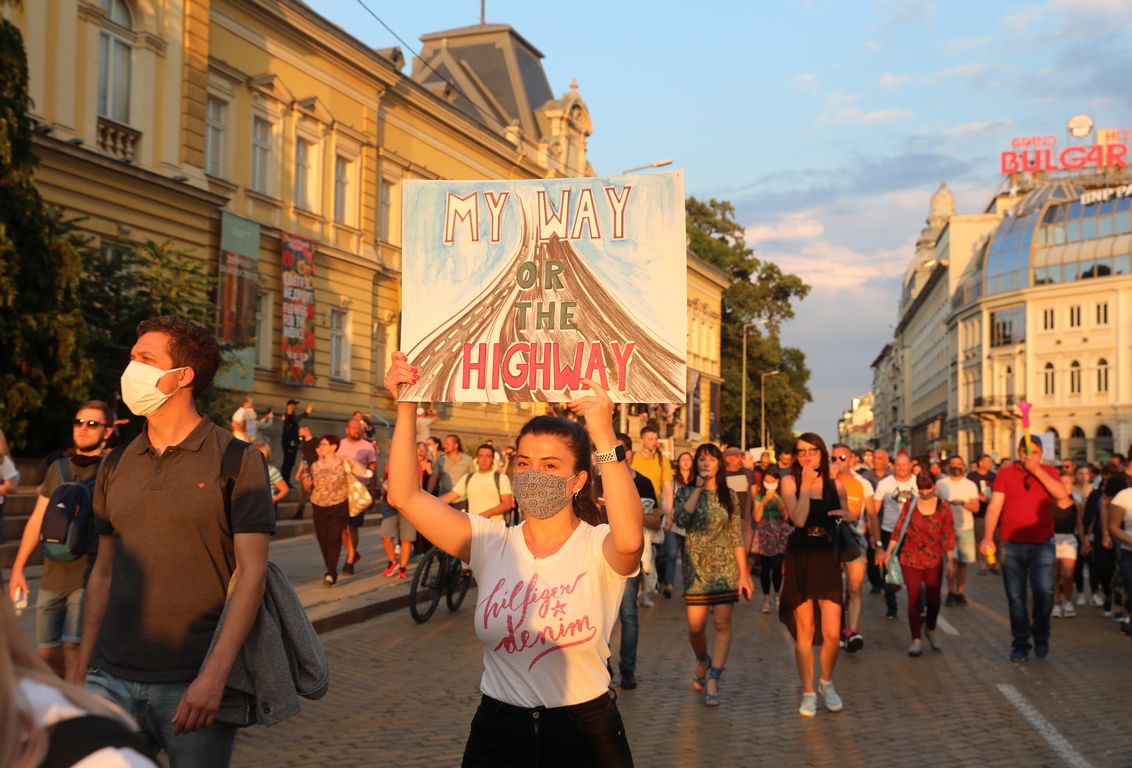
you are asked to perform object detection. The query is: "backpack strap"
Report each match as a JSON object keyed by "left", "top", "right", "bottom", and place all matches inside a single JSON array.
[
  {"left": 42, "top": 715, "right": 155, "bottom": 768},
  {"left": 56, "top": 458, "right": 73, "bottom": 484},
  {"left": 493, "top": 472, "right": 501, "bottom": 496},
  {"left": 222, "top": 438, "right": 248, "bottom": 525},
  {"left": 98, "top": 445, "right": 129, "bottom": 503}
]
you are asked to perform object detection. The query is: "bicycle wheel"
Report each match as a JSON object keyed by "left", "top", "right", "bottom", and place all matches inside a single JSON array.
[
  {"left": 410, "top": 548, "right": 443, "bottom": 623},
  {"left": 446, "top": 557, "right": 472, "bottom": 611}
]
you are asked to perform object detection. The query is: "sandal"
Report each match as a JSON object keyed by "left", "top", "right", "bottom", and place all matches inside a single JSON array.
[
  {"left": 704, "top": 666, "right": 724, "bottom": 706},
  {"left": 692, "top": 652, "right": 711, "bottom": 691}
]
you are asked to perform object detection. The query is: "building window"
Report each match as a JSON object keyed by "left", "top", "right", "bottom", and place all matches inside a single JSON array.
[
  {"left": 1069, "top": 360, "right": 1081, "bottom": 394},
  {"left": 1043, "top": 362, "right": 1055, "bottom": 396},
  {"left": 379, "top": 179, "right": 394, "bottom": 243},
  {"left": 334, "top": 155, "right": 353, "bottom": 225},
  {"left": 254, "top": 292, "right": 272, "bottom": 369},
  {"left": 374, "top": 323, "right": 388, "bottom": 388},
  {"left": 251, "top": 117, "right": 272, "bottom": 194},
  {"left": 1097, "top": 358, "right": 1109, "bottom": 392},
  {"left": 989, "top": 306, "right": 1025, "bottom": 347},
  {"left": 1042, "top": 308, "right": 1055, "bottom": 330},
  {"left": 1095, "top": 301, "right": 1109, "bottom": 325},
  {"left": 205, "top": 97, "right": 225, "bottom": 178},
  {"left": 295, "top": 140, "right": 312, "bottom": 211},
  {"left": 329, "top": 308, "right": 350, "bottom": 380},
  {"left": 97, "top": 0, "right": 133, "bottom": 124},
  {"left": 1068, "top": 305, "right": 1081, "bottom": 327}
]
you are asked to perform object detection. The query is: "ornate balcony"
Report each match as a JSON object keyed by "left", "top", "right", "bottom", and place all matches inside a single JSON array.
[
  {"left": 971, "top": 395, "right": 1026, "bottom": 413},
  {"left": 97, "top": 116, "right": 140, "bottom": 162}
]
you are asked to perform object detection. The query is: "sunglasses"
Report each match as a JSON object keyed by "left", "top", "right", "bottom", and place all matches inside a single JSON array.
[
  {"left": 73, "top": 418, "right": 106, "bottom": 429},
  {"left": 831, "top": 454, "right": 850, "bottom": 462}
]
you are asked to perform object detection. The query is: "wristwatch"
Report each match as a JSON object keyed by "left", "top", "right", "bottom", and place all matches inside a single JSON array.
[
  {"left": 595, "top": 445, "right": 627, "bottom": 464},
  {"left": 875, "top": 542, "right": 885, "bottom": 549}
]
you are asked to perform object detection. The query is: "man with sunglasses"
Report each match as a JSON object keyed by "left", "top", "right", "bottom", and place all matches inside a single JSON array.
[
  {"left": 8, "top": 402, "right": 114, "bottom": 680},
  {"left": 981, "top": 436, "right": 1068, "bottom": 662},
  {"left": 830, "top": 444, "right": 877, "bottom": 652}
]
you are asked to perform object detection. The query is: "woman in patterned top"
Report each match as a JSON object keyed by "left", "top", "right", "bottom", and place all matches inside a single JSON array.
[
  {"left": 674, "top": 444, "right": 753, "bottom": 707},
  {"left": 752, "top": 467, "right": 790, "bottom": 613},
  {"left": 878, "top": 471, "right": 955, "bottom": 656},
  {"left": 299, "top": 434, "right": 371, "bottom": 586}
]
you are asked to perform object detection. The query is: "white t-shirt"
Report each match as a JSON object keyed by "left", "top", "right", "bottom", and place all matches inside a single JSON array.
[
  {"left": 937, "top": 476, "right": 979, "bottom": 531},
  {"left": 1112, "top": 487, "right": 1132, "bottom": 534},
  {"left": 0, "top": 455, "right": 18, "bottom": 508},
  {"left": 452, "top": 470, "right": 513, "bottom": 522},
  {"left": 873, "top": 474, "right": 917, "bottom": 532},
  {"left": 231, "top": 406, "right": 257, "bottom": 440},
  {"left": 17, "top": 679, "right": 157, "bottom": 767},
  {"left": 468, "top": 515, "right": 629, "bottom": 708}
]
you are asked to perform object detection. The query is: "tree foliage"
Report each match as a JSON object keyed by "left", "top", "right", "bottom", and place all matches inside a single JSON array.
[
  {"left": 0, "top": 17, "right": 89, "bottom": 448},
  {"left": 686, "top": 197, "right": 811, "bottom": 449}
]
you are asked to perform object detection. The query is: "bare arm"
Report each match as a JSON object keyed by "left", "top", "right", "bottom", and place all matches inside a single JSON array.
[
  {"left": 8, "top": 494, "right": 49, "bottom": 599},
  {"left": 980, "top": 491, "right": 1006, "bottom": 551},
  {"left": 661, "top": 478, "right": 674, "bottom": 518},
  {"left": 781, "top": 473, "right": 813, "bottom": 528},
  {"left": 385, "top": 355, "right": 473, "bottom": 560},
  {"left": 271, "top": 479, "right": 289, "bottom": 504},
  {"left": 964, "top": 496, "right": 981, "bottom": 513},
  {"left": 1109, "top": 500, "right": 1132, "bottom": 548},
  {"left": 865, "top": 495, "right": 881, "bottom": 543},
  {"left": 173, "top": 532, "right": 269, "bottom": 735},
  {"left": 75, "top": 534, "right": 115, "bottom": 686}
]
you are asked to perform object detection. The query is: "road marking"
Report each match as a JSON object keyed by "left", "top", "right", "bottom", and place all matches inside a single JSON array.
[
  {"left": 997, "top": 684, "right": 1095, "bottom": 768},
  {"left": 935, "top": 615, "right": 960, "bottom": 636}
]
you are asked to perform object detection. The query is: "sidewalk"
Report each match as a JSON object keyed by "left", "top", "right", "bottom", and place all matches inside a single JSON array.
[{"left": 13, "top": 525, "right": 417, "bottom": 642}]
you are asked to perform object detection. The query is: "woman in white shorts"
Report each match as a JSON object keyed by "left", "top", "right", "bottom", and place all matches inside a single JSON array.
[{"left": 1051, "top": 472, "right": 1086, "bottom": 618}]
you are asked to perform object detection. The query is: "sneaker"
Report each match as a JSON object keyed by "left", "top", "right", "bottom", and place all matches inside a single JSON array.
[
  {"left": 908, "top": 640, "right": 922, "bottom": 657},
  {"left": 846, "top": 631, "right": 865, "bottom": 653},
  {"left": 1051, "top": 604, "right": 1062, "bottom": 619},
  {"left": 838, "top": 629, "right": 848, "bottom": 649},
  {"left": 342, "top": 562, "right": 355, "bottom": 576},
  {"left": 619, "top": 669, "right": 637, "bottom": 690},
  {"left": 926, "top": 631, "right": 942, "bottom": 651},
  {"left": 397, "top": 567, "right": 409, "bottom": 579},
  {"left": 663, "top": 584, "right": 673, "bottom": 599},
  {"left": 639, "top": 593, "right": 654, "bottom": 607},
  {"left": 1009, "top": 648, "right": 1029, "bottom": 662},
  {"left": 383, "top": 562, "right": 398, "bottom": 577},
  {"left": 956, "top": 593, "right": 969, "bottom": 606},
  {"left": 798, "top": 693, "right": 817, "bottom": 717},
  {"left": 763, "top": 598, "right": 772, "bottom": 614},
  {"left": 945, "top": 593, "right": 958, "bottom": 607},
  {"left": 1035, "top": 643, "right": 1049, "bottom": 659},
  {"left": 1076, "top": 593, "right": 1087, "bottom": 606},
  {"left": 1062, "top": 601, "right": 1076, "bottom": 618},
  {"left": 1091, "top": 593, "right": 1105, "bottom": 608},
  {"left": 323, "top": 574, "right": 335, "bottom": 587},
  {"left": 886, "top": 608, "right": 898, "bottom": 621},
  {"left": 1103, "top": 599, "right": 1113, "bottom": 616},
  {"left": 819, "top": 680, "right": 842, "bottom": 712}
]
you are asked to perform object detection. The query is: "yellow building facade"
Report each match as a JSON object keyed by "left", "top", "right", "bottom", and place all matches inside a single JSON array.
[{"left": 17, "top": 0, "right": 725, "bottom": 451}]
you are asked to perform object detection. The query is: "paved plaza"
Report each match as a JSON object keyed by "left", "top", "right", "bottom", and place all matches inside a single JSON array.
[{"left": 232, "top": 567, "right": 1130, "bottom": 768}]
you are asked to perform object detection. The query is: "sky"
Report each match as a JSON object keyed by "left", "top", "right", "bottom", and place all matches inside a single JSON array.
[{"left": 311, "top": 0, "right": 1132, "bottom": 437}]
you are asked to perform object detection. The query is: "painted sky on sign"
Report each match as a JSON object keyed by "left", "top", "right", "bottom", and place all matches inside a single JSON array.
[
  {"left": 401, "top": 173, "right": 685, "bottom": 345},
  {"left": 312, "top": 0, "right": 1132, "bottom": 437}
]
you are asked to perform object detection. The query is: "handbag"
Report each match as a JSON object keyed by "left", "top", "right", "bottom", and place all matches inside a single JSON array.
[
  {"left": 835, "top": 520, "right": 866, "bottom": 563},
  {"left": 344, "top": 461, "right": 373, "bottom": 517},
  {"left": 884, "top": 499, "right": 914, "bottom": 591}
]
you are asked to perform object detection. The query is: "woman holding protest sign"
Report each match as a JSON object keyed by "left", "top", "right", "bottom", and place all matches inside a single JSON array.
[
  {"left": 674, "top": 443, "right": 753, "bottom": 707},
  {"left": 384, "top": 351, "right": 642, "bottom": 768},
  {"left": 779, "top": 433, "right": 853, "bottom": 717}
]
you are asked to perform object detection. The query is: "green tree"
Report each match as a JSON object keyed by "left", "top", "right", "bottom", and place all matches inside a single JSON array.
[
  {"left": 686, "top": 197, "right": 811, "bottom": 449},
  {"left": 0, "top": 10, "right": 89, "bottom": 449}
]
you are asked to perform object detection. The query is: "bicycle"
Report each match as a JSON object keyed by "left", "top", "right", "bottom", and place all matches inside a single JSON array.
[{"left": 409, "top": 546, "right": 473, "bottom": 623}]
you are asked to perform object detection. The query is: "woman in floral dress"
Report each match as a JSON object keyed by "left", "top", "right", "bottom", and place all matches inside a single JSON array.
[
  {"left": 879, "top": 470, "right": 955, "bottom": 656},
  {"left": 674, "top": 444, "right": 754, "bottom": 706},
  {"left": 752, "top": 467, "right": 791, "bottom": 613}
]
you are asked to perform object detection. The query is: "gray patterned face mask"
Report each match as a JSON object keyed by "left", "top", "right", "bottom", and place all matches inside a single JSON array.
[{"left": 512, "top": 470, "right": 580, "bottom": 520}]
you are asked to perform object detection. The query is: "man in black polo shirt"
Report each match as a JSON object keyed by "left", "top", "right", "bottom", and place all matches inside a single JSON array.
[{"left": 77, "top": 316, "right": 276, "bottom": 765}]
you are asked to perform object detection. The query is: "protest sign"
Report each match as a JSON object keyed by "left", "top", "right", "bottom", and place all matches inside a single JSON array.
[
  {"left": 281, "top": 232, "right": 316, "bottom": 386},
  {"left": 398, "top": 171, "right": 687, "bottom": 403}
]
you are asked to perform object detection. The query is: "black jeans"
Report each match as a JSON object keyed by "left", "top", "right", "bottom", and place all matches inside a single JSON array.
[
  {"left": 462, "top": 692, "right": 633, "bottom": 768},
  {"left": 1091, "top": 531, "right": 1116, "bottom": 598}
]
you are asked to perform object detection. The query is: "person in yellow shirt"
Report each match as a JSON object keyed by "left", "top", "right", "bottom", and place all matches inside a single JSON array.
[
  {"left": 831, "top": 443, "right": 878, "bottom": 653},
  {"left": 631, "top": 427, "right": 676, "bottom": 596}
]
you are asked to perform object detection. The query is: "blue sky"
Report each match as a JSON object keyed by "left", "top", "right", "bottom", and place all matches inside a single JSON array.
[{"left": 312, "top": 0, "right": 1132, "bottom": 436}]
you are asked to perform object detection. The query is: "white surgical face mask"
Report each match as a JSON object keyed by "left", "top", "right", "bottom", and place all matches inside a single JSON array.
[
  {"left": 763, "top": 481, "right": 779, "bottom": 492},
  {"left": 121, "top": 361, "right": 186, "bottom": 417}
]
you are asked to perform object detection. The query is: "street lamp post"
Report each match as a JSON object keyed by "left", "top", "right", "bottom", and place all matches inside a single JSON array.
[
  {"left": 622, "top": 159, "right": 673, "bottom": 175},
  {"left": 761, "top": 370, "right": 781, "bottom": 451},
  {"left": 740, "top": 320, "right": 768, "bottom": 450}
]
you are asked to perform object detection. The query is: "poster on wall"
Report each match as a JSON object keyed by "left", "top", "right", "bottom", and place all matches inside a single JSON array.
[
  {"left": 397, "top": 171, "right": 687, "bottom": 403},
  {"left": 213, "top": 213, "right": 259, "bottom": 392},
  {"left": 281, "top": 232, "right": 316, "bottom": 386}
]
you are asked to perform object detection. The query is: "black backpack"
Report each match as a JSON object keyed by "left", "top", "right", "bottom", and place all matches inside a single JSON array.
[{"left": 40, "top": 459, "right": 99, "bottom": 562}]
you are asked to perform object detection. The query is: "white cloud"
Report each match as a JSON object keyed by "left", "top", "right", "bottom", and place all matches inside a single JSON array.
[
  {"left": 865, "top": 40, "right": 882, "bottom": 50},
  {"left": 942, "top": 118, "right": 1013, "bottom": 137},
  {"left": 937, "top": 63, "right": 992, "bottom": 78},
  {"left": 792, "top": 73, "right": 818, "bottom": 92},
  {"left": 745, "top": 213, "right": 825, "bottom": 243},
  {"left": 944, "top": 35, "right": 993, "bottom": 53},
  {"left": 1001, "top": 4, "right": 1045, "bottom": 34},
  {"left": 819, "top": 107, "right": 911, "bottom": 123},
  {"left": 880, "top": 73, "right": 911, "bottom": 87}
]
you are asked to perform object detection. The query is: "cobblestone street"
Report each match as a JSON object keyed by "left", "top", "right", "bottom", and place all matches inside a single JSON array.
[{"left": 233, "top": 568, "right": 1130, "bottom": 767}]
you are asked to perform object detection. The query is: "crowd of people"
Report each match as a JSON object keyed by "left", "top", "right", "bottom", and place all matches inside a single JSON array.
[{"left": 4, "top": 321, "right": 1132, "bottom": 767}]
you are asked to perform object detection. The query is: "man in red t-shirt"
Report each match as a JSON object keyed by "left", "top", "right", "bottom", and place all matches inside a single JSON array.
[{"left": 981, "top": 437, "right": 1068, "bottom": 662}]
